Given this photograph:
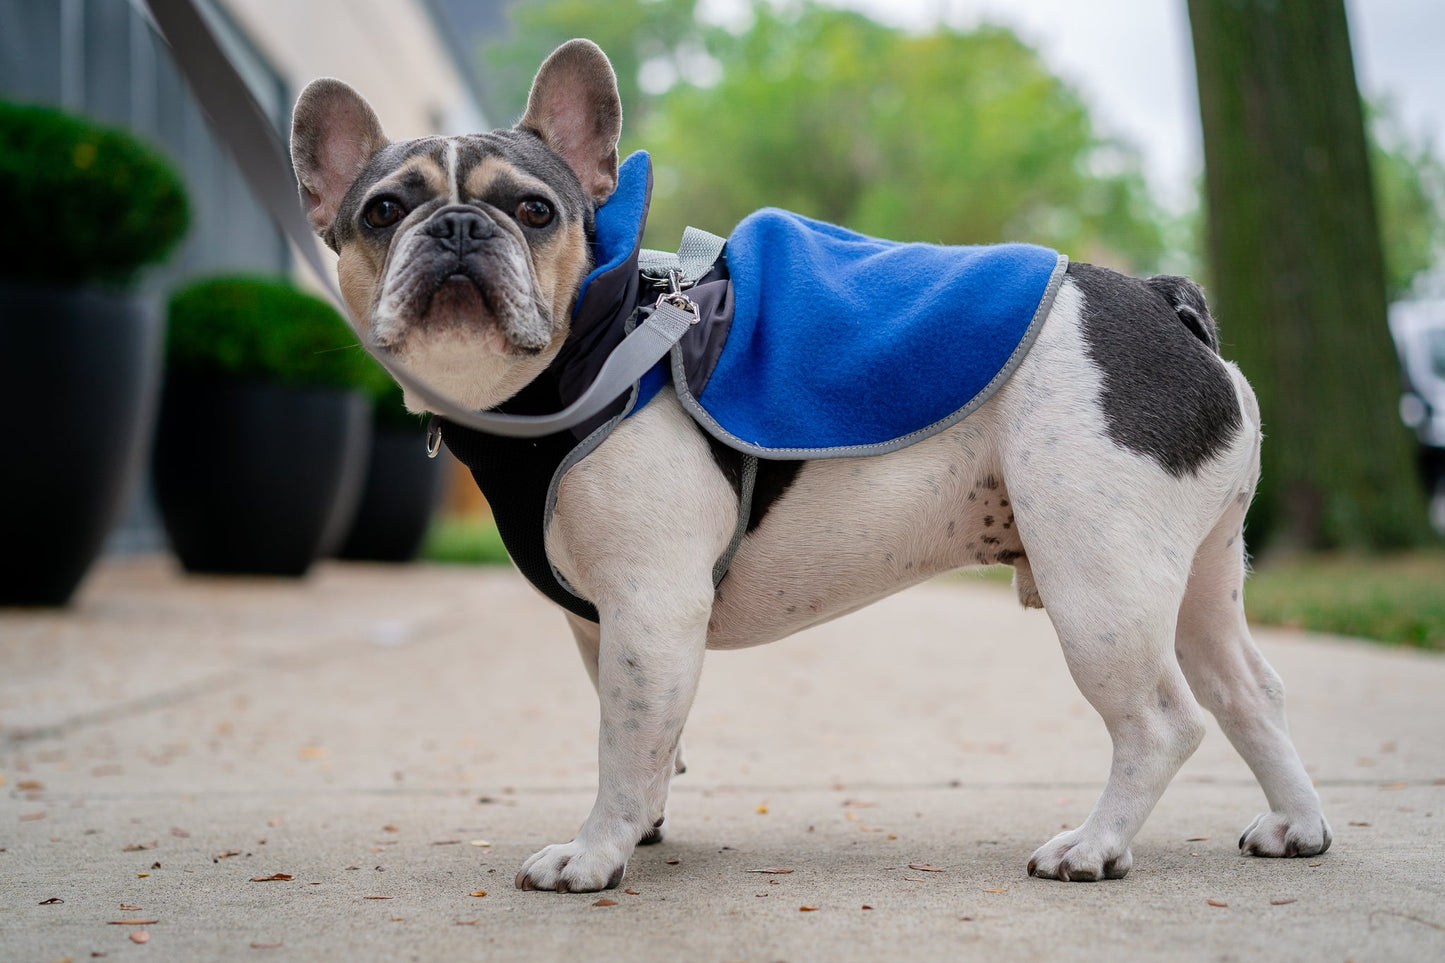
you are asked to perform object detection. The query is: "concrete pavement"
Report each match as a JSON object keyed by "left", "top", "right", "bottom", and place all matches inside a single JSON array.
[{"left": 2, "top": 557, "right": 1443, "bottom": 961}]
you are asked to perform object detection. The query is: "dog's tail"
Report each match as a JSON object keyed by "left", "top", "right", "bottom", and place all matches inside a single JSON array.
[{"left": 1146, "top": 275, "right": 1220, "bottom": 353}]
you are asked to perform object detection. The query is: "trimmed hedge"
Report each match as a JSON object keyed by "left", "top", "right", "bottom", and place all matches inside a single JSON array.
[
  {"left": 0, "top": 101, "right": 189, "bottom": 288},
  {"left": 166, "top": 275, "right": 373, "bottom": 390}
]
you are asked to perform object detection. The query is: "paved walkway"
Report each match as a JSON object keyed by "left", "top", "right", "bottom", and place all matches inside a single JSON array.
[{"left": 2, "top": 557, "right": 1443, "bottom": 961}]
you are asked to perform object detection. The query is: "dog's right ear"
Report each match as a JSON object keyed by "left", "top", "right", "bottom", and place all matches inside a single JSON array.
[{"left": 291, "top": 79, "right": 389, "bottom": 240}]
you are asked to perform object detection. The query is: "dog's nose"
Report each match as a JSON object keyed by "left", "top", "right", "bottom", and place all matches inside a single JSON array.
[{"left": 424, "top": 207, "right": 495, "bottom": 254}]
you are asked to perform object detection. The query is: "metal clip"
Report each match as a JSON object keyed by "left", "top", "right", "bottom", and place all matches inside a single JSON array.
[
  {"left": 655, "top": 273, "right": 700, "bottom": 323},
  {"left": 425, "top": 418, "right": 442, "bottom": 459},
  {"left": 654, "top": 289, "right": 701, "bottom": 324}
]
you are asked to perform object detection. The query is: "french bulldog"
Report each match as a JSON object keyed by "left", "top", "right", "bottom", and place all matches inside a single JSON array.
[{"left": 290, "top": 39, "right": 1331, "bottom": 892}]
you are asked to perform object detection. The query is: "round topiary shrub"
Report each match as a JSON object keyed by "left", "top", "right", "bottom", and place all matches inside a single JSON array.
[
  {"left": 166, "top": 275, "right": 372, "bottom": 388},
  {"left": 0, "top": 101, "right": 189, "bottom": 288}
]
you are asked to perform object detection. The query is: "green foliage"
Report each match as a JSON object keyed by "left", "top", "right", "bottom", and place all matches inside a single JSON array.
[
  {"left": 166, "top": 275, "right": 372, "bottom": 390},
  {"left": 0, "top": 101, "right": 189, "bottom": 288},
  {"left": 1243, "top": 551, "right": 1445, "bottom": 650},
  {"left": 484, "top": 1, "right": 1166, "bottom": 271},
  {"left": 1370, "top": 102, "right": 1445, "bottom": 300}
]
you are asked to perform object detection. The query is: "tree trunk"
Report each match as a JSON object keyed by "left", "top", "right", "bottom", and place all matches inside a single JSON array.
[{"left": 1187, "top": 0, "right": 1426, "bottom": 551}]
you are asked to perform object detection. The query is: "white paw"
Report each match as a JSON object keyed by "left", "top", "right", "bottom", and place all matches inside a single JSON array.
[
  {"left": 515, "top": 840, "right": 628, "bottom": 892},
  {"left": 1028, "top": 829, "right": 1133, "bottom": 882},
  {"left": 1239, "top": 812, "right": 1332, "bottom": 858}
]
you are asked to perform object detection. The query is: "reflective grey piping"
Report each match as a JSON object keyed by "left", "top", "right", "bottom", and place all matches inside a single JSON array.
[
  {"left": 712, "top": 454, "right": 757, "bottom": 588},
  {"left": 669, "top": 253, "right": 1069, "bottom": 460}
]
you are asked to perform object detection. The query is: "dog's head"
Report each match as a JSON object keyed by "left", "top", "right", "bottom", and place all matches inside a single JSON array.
[{"left": 290, "top": 40, "right": 621, "bottom": 411}]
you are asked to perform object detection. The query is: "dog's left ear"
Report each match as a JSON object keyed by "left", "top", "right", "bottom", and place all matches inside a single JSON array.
[{"left": 519, "top": 39, "right": 622, "bottom": 204}]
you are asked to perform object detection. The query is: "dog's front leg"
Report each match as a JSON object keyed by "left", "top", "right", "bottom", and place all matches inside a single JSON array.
[
  {"left": 517, "top": 591, "right": 710, "bottom": 891},
  {"left": 566, "top": 612, "right": 685, "bottom": 845},
  {"left": 516, "top": 396, "right": 735, "bottom": 892}
]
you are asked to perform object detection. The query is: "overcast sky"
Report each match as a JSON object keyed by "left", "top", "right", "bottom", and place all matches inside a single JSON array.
[{"left": 704, "top": 0, "right": 1444, "bottom": 213}]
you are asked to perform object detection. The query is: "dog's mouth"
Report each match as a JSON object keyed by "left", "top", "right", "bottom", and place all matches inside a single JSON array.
[{"left": 421, "top": 268, "right": 489, "bottom": 322}]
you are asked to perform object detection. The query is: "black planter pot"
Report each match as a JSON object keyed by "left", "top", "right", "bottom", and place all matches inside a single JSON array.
[
  {"left": 0, "top": 284, "right": 162, "bottom": 606},
  {"left": 152, "top": 376, "right": 370, "bottom": 576},
  {"left": 336, "top": 425, "right": 446, "bottom": 563}
]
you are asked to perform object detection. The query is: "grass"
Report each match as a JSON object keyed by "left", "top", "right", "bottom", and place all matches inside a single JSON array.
[
  {"left": 421, "top": 514, "right": 511, "bottom": 566},
  {"left": 1243, "top": 551, "right": 1445, "bottom": 651},
  {"left": 420, "top": 515, "right": 1445, "bottom": 651}
]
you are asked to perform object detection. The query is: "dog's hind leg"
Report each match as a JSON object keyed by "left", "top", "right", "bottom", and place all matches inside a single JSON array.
[
  {"left": 1015, "top": 532, "right": 1207, "bottom": 881},
  {"left": 1173, "top": 474, "right": 1331, "bottom": 858}
]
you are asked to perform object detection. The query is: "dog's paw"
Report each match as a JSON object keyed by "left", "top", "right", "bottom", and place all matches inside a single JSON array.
[
  {"left": 515, "top": 841, "right": 627, "bottom": 892},
  {"left": 1238, "top": 812, "right": 1332, "bottom": 858},
  {"left": 1027, "top": 829, "right": 1132, "bottom": 882},
  {"left": 638, "top": 815, "right": 667, "bottom": 846}
]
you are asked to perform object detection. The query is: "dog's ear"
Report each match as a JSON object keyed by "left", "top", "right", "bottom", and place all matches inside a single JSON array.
[
  {"left": 519, "top": 39, "right": 622, "bottom": 204},
  {"left": 291, "top": 79, "right": 389, "bottom": 238}
]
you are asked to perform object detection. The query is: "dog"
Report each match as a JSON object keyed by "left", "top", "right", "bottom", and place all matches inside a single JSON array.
[{"left": 289, "top": 39, "right": 1331, "bottom": 892}]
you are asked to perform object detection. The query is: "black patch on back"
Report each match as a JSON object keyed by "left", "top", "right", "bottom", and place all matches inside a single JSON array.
[
  {"left": 1067, "top": 262, "right": 1242, "bottom": 477},
  {"left": 704, "top": 435, "right": 803, "bottom": 533}
]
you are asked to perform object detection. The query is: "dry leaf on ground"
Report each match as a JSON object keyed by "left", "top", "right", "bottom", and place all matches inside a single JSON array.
[
  {"left": 129, "top": 931, "right": 149, "bottom": 944},
  {"left": 432, "top": 839, "right": 461, "bottom": 846},
  {"left": 108, "top": 919, "right": 158, "bottom": 925},
  {"left": 119, "top": 904, "right": 141, "bottom": 911},
  {"left": 122, "top": 842, "right": 157, "bottom": 852},
  {"left": 1185, "top": 835, "right": 1210, "bottom": 842},
  {"left": 250, "top": 942, "right": 283, "bottom": 949},
  {"left": 593, "top": 898, "right": 617, "bottom": 907},
  {"left": 469, "top": 891, "right": 487, "bottom": 898},
  {"left": 18, "top": 780, "right": 44, "bottom": 790},
  {"left": 908, "top": 863, "right": 944, "bottom": 872},
  {"left": 363, "top": 895, "right": 393, "bottom": 900},
  {"left": 250, "top": 874, "right": 293, "bottom": 882},
  {"left": 469, "top": 839, "right": 492, "bottom": 848},
  {"left": 1271, "top": 898, "right": 1298, "bottom": 906},
  {"left": 19, "top": 812, "right": 46, "bottom": 821},
  {"left": 38, "top": 898, "right": 64, "bottom": 905},
  {"left": 665, "top": 859, "right": 680, "bottom": 865},
  {"left": 624, "top": 888, "right": 640, "bottom": 895},
  {"left": 215, "top": 850, "right": 242, "bottom": 860},
  {"left": 747, "top": 868, "right": 793, "bottom": 875},
  {"left": 982, "top": 888, "right": 1007, "bottom": 893},
  {"left": 455, "top": 920, "right": 479, "bottom": 926},
  {"left": 799, "top": 905, "right": 819, "bottom": 912},
  {"left": 1349, "top": 821, "right": 1371, "bottom": 827},
  {"left": 1207, "top": 899, "right": 1228, "bottom": 908}
]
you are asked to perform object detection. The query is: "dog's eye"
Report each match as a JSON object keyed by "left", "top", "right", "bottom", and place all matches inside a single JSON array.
[
  {"left": 363, "top": 198, "right": 405, "bottom": 230},
  {"left": 516, "top": 198, "right": 554, "bottom": 228}
]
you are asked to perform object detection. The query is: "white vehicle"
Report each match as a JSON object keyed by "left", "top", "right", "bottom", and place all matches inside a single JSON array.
[{"left": 1389, "top": 300, "right": 1445, "bottom": 534}]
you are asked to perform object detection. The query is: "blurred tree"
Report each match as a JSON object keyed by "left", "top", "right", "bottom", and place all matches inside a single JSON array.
[
  {"left": 484, "top": 2, "right": 1166, "bottom": 270},
  {"left": 480, "top": 0, "right": 712, "bottom": 127},
  {"left": 1370, "top": 102, "right": 1445, "bottom": 300},
  {"left": 1189, "top": 0, "right": 1428, "bottom": 551}
]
